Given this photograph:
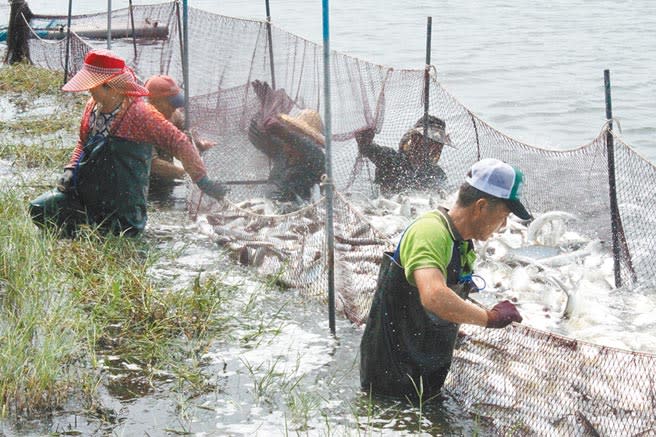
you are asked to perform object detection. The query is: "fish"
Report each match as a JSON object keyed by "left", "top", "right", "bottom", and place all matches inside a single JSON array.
[{"left": 527, "top": 211, "right": 578, "bottom": 245}]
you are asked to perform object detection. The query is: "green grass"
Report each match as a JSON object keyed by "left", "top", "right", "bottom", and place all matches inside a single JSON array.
[
  {"left": 0, "top": 62, "right": 67, "bottom": 95},
  {"left": 0, "top": 188, "right": 87, "bottom": 414},
  {"left": 0, "top": 186, "right": 238, "bottom": 417},
  {"left": 0, "top": 113, "right": 82, "bottom": 138},
  {"left": 0, "top": 142, "right": 73, "bottom": 169},
  {"left": 0, "top": 64, "right": 88, "bottom": 150},
  {"left": 0, "top": 60, "right": 244, "bottom": 419}
]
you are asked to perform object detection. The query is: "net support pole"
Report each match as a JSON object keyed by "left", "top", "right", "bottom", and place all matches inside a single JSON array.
[
  {"left": 604, "top": 69, "right": 622, "bottom": 288},
  {"left": 322, "top": 0, "right": 336, "bottom": 336},
  {"left": 129, "top": 0, "right": 137, "bottom": 59},
  {"left": 175, "top": 1, "right": 184, "bottom": 71},
  {"left": 107, "top": 0, "right": 112, "bottom": 50},
  {"left": 264, "top": 0, "right": 276, "bottom": 90},
  {"left": 63, "top": 0, "right": 73, "bottom": 85},
  {"left": 182, "top": 0, "right": 190, "bottom": 130},
  {"left": 423, "top": 16, "right": 432, "bottom": 141}
]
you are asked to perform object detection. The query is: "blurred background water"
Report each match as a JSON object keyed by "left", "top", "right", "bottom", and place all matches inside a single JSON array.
[{"left": 2, "top": 0, "right": 655, "bottom": 161}]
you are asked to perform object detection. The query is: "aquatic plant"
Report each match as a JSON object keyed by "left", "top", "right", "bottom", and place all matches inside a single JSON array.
[
  {"left": 0, "top": 185, "right": 239, "bottom": 417},
  {"left": 0, "top": 141, "right": 72, "bottom": 169},
  {"left": 0, "top": 62, "right": 64, "bottom": 95}
]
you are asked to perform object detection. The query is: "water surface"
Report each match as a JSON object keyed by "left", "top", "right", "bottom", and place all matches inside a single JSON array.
[{"left": 3, "top": 0, "right": 654, "bottom": 159}]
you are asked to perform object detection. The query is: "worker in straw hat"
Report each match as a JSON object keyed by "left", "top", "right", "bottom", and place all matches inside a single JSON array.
[
  {"left": 354, "top": 115, "right": 452, "bottom": 195},
  {"left": 28, "top": 49, "right": 227, "bottom": 236},
  {"left": 248, "top": 80, "right": 325, "bottom": 202},
  {"left": 144, "top": 74, "right": 216, "bottom": 191},
  {"left": 360, "top": 158, "right": 529, "bottom": 400}
]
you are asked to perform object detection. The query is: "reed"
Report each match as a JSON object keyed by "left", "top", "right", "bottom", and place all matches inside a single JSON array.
[
  {"left": 0, "top": 185, "right": 237, "bottom": 416},
  {"left": 0, "top": 62, "right": 64, "bottom": 95},
  {"left": 0, "top": 187, "right": 87, "bottom": 415},
  {"left": 0, "top": 142, "right": 73, "bottom": 169}
]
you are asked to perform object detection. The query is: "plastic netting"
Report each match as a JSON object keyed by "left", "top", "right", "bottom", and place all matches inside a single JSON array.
[{"left": 13, "top": 2, "right": 656, "bottom": 434}]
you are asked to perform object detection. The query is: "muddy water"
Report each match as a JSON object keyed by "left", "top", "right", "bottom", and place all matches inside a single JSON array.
[
  {"left": 0, "top": 81, "right": 486, "bottom": 435},
  {"left": 0, "top": 177, "right": 487, "bottom": 435}
]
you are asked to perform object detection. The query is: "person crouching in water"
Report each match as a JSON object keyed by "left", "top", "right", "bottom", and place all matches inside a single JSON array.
[
  {"left": 29, "top": 49, "right": 227, "bottom": 237},
  {"left": 354, "top": 115, "right": 452, "bottom": 195},
  {"left": 248, "top": 80, "right": 326, "bottom": 203},
  {"left": 145, "top": 74, "right": 215, "bottom": 190},
  {"left": 360, "top": 158, "right": 529, "bottom": 400}
]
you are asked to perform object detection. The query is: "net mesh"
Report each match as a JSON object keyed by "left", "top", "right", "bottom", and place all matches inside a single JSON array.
[{"left": 15, "top": 2, "right": 656, "bottom": 434}]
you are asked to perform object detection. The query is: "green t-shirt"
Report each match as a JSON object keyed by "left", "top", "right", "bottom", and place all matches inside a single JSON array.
[{"left": 399, "top": 209, "right": 476, "bottom": 287}]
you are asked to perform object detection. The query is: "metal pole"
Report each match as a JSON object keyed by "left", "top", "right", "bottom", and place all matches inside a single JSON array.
[
  {"left": 175, "top": 1, "right": 184, "bottom": 71},
  {"left": 322, "top": 0, "right": 336, "bottom": 335},
  {"left": 182, "top": 0, "right": 190, "bottom": 130},
  {"left": 604, "top": 69, "right": 622, "bottom": 287},
  {"left": 423, "top": 17, "right": 432, "bottom": 142},
  {"left": 264, "top": 0, "right": 277, "bottom": 89},
  {"left": 129, "top": 0, "right": 137, "bottom": 59},
  {"left": 107, "top": 0, "right": 112, "bottom": 50},
  {"left": 63, "top": 0, "right": 73, "bottom": 85}
]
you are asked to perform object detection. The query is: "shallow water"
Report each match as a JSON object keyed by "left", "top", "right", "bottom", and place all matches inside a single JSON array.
[{"left": 0, "top": 184, "right": 486, "bottom": 436}]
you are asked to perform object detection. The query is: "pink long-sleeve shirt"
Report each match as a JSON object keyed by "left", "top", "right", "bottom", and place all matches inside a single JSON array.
[{"left": 66, "top": 97, "right": 207, "bottom": 182}]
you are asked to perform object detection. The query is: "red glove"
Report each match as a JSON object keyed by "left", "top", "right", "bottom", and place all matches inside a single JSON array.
[{"left": 486, "top": 300, "right": 522, "bottom": 329}]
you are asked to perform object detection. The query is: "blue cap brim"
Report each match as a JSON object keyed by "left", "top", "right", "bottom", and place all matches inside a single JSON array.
[{"left": 168, "top": 92, "right": 185, "bottom": 108}]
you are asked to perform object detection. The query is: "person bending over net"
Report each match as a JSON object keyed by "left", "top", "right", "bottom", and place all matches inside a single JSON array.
[
  {"left": 145, "top": 75, "right": 216, "bottom": 190},
  {"left": 360, "top": 158, "right": 531, "bottom": 400},
  {"left": 248, "top": 80, "right": 326, "bottom": 202},
  {"left": 355, "top": 115, "right": 452, "bottom": 195},
  {"left": 29, "top": 49, "right": 227, "bottom": 237}
]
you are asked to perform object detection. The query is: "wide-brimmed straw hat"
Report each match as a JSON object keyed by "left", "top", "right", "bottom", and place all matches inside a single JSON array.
[
  {"left": 62, "top": 49, "right": 148, "bottom": 96},
  {"left": 278, "top": 109, "right": 325, "bottom": 146},
  {"left": 145, "top": 75, "right": 185, "bottom": 108}
]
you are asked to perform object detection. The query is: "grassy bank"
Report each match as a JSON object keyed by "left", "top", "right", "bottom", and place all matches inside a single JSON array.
[{"left": 0, "top": 62, "right": 237, "bottom": 419}]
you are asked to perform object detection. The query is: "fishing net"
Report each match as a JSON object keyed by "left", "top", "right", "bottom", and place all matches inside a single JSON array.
[{"left": 10, "top": 2, "right": 656, "bottom": 433}]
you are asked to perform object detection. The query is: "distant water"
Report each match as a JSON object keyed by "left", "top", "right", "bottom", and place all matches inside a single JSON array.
[{"left": 2, "top": 0, "right": 655, "bottom": 161}]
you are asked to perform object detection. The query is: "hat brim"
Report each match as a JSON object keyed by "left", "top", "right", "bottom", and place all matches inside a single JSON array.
[
  {"left": 409, "top": 126, "right": 453, "bottom": 148},
  {"left": 63, "top": 68, "right": 148, "bottom": 97},
  {"left": 62, "top": 67, "right": 116, "bottom": 92},
  {"left": 278, "top": 113, "right": 325, "bottom": 146},
  {"left": 507, "top": 199, "right": 532, "bottom": 220}
]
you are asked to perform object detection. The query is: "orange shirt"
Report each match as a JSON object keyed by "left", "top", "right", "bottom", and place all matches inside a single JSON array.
[{"left": 66, "top": 97, "right": 207, "bottom": 182}]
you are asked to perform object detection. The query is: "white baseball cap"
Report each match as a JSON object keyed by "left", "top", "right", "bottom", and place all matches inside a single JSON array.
[{"left": 465, "top": 158, "right": 531, "bottom": 220}]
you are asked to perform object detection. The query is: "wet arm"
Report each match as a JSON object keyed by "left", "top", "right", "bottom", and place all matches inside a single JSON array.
[
  {"left": 414, "top": 267, "right": 488, "bottom": 326},
  {"left": 361, "top": 142, "right": 401, "bottom": 170},
  {"left": 136, "top": 105, "right": 208, "bottom": 182},
  {"left": 151, "top": 157, "right": 185, "bottom": 180},
  {"left": 248, "top": 118, "right": 283, "bottom": 157}
]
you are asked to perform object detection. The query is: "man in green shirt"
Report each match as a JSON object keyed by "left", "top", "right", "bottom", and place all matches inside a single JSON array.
[{"left": 360, "top": 158, "right": 530, "bottom": 399}]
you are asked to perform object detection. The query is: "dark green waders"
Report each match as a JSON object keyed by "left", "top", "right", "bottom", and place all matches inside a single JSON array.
[
  {"left": 360, "top": 251, "right": 472, "bottom": 400},
  {"left": 29, "top": 135, "right": 152, "bottom": 237}
]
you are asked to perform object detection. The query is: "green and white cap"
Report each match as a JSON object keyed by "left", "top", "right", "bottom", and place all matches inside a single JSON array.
[{"left": 465, "top": 158, "right": 531, "bottom": 220}]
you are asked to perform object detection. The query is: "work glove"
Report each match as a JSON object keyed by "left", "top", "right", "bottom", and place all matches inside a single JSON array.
[
  {"left": 486, "top": 300, "right": 523, "bottom": 329},
  {"left": 251, "top": 80, "right": 294, "bottom": 125},
  {"left": 251, "top": 79, "right": 273, "bottom": 104},
  {"left": 56, "top": 169, "right": 74, "bottom": 192},
  {"left": 196, "top": 176, "right": 228, "bottom": 201},
  {"left": 354, "top": 127, "right": 376, "bottom": 154}
]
